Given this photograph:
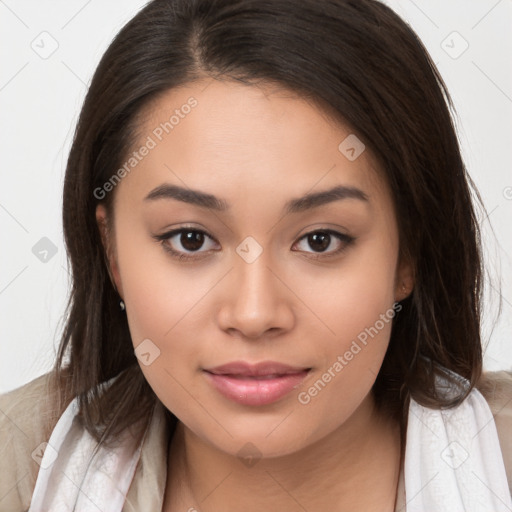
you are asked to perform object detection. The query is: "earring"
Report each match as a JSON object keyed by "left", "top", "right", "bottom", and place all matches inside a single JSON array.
[{"left": 119, "top": 300, "right": 126, "bottom": 311}]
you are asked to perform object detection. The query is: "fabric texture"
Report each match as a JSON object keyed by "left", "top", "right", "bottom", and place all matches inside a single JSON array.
[
  {"left": 404, "top": 379, "right": 511, "bottom": 511},
  {"left": 27, "top": 395, "right": 145, "bottom": 511},
  {"left": 1, "top": 370, "right": 511, "bottom": 511}
]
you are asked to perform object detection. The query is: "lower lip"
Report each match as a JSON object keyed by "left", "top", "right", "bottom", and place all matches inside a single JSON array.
[{"left": 204, "top": 370, "right": 310, "bottom": 406}]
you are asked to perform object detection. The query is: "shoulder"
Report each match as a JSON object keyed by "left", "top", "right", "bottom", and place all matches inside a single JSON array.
[
  {"left": 476, "top": 370, "right": 512, "bottom": 492},
  {"left": 0, "top": 372, "right": 63, "bottom": 511}
]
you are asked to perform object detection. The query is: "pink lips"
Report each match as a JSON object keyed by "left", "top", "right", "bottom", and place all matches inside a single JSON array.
[{"left": 203, "top": 361, "right": 311, "bottom": 406}]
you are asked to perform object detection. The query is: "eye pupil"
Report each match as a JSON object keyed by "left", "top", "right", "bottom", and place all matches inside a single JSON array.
[
  {"left": 181, "top": 231, "right": 204, "bottom": 251},
  {"left": 309, "top": 232, "right": 330, "bottom": 252}
]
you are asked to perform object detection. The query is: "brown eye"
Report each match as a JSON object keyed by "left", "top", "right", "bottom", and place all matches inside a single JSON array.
[
  {"left": 293, "top": 229, "right": 355, "bottom": 258},
  {"left": 180, "top": 230, "right": 206, "bottom": 251},
  {"left": 153, "top": 228, "right": 219, "bottom": 261},
  {"left": 306, "top": 232, "right": 331, "bottom": 252}
]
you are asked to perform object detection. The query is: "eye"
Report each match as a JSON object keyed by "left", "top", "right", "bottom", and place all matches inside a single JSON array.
[
  {"left": 152, "top": 228, "right": 219, "bottom": 261},
  {"left": 153, "top": 227, "right": 355, "bottom": 262},
  {"left": 292, "top": 230, "right": 355, "bottom": 259}
]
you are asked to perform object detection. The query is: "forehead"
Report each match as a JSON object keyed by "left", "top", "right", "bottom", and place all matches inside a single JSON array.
[{"left": 116, "top": 79, "right": 389, "bottom": 211}]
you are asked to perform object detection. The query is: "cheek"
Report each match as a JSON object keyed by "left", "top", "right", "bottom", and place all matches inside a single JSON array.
[
  {"left": 114, "top": 223, "right": 227, "bottom": 412},
  {"left": 308, "top": 231, "right": 398, "bottom": 348},
  {"left": 292, "top": 234, "right": 398, "bottom": 418},
  {"left": 114, "top": 215, "right": 205, "bottom": 340}
]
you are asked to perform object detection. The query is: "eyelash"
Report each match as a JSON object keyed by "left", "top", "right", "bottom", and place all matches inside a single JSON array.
[{"left": 152, "top": 227, "right": 356, "bottom": 262}]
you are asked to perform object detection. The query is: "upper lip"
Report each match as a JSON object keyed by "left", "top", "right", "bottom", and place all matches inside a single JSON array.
[{"left": 204, "top": 361, "right": 311, "bottom": 377}]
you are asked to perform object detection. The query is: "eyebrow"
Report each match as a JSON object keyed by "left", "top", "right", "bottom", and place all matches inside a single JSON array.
[{"left": 144, "top": 183, "right": 368, "bottom": 214}]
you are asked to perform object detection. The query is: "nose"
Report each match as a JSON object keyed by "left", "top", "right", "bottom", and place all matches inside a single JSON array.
[{"left": 216, "top": 250, "right": 295, "bottom": 340}]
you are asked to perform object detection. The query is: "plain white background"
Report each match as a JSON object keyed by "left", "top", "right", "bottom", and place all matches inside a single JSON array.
[{"left": 1, "top": 0, "right": 511, "bottom": 393}]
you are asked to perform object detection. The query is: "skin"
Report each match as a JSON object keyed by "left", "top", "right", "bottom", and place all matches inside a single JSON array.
[{"left": 96, "top": 78, "right": 414, "bottom": 511}]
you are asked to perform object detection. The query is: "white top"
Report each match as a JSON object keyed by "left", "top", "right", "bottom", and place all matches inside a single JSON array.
[{"left": 17, "top": 370, "right": 512, "bottom": 511}]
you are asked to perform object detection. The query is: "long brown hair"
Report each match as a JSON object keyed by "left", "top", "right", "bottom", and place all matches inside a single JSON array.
[{"left": 49, "top": 0, "right": 484, "bottom": 447}]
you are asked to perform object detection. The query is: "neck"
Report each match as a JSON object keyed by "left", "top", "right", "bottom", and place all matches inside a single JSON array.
[{"left": 164, "top": 393, "right": 401, "bottom": 511}]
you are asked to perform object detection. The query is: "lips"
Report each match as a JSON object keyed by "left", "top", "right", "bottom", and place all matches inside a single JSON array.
[{"left": 203, "top": 361, "right": 311, "bottom": 406}]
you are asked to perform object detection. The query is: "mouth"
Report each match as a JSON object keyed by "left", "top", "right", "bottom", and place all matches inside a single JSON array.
[
  {"left": 209, "top": 373, "right": 303, "bottom": 380},
  {"left": 203, "top": 361, "right": 311, "bottom": 406},
  {"left": 204, "top": 360, "right": 311, "bottom": 377}
]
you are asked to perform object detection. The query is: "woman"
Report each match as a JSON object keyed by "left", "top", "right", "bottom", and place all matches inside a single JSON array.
[{"left": 1, "top": 0, "right": 511, "bottom": 510}]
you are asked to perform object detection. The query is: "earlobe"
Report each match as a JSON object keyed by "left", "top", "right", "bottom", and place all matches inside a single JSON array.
[
  {"left": 95, "top": 204, "right": 123, "bottom": 297},
  {"left": 395, "top": 258, "right": 414, "bottom": 302}
]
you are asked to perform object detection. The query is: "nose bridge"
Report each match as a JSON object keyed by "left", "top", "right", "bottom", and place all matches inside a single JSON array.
[
  {"left": 218, "top": 236, "right": 293, "bottom": 338},
  {"left": 234, "top": 239, "right": 279, "bottom": 312}
]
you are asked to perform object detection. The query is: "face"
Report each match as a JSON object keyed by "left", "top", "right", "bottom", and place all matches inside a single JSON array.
[{"left": 96, "top": 79, "right": 412, "bottom": 459}]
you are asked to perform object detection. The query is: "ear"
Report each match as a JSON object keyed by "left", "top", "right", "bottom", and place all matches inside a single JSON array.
[
  {"left": 95, "top": 204, "right": 124, "bottom": 298},
  {"left": 394, "top": 254, "right": 414, "bottom": 302}
]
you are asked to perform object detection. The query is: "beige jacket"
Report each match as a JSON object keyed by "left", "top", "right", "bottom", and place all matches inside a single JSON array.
[{"left": 1, "top": 371, "right": 511, "bottom": 511}]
